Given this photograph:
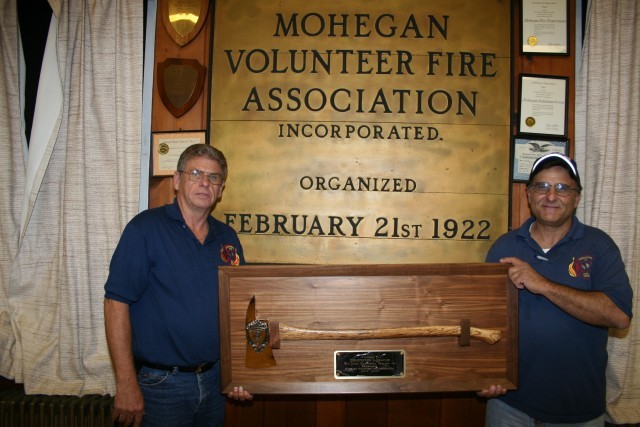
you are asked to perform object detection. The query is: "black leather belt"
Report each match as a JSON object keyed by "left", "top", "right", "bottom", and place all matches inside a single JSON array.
[{"left": 138, "top": 360, "right": 216, "bottom": 374}]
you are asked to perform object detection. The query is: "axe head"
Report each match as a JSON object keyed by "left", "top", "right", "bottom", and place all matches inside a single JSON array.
[{"left": 245, "top": 295, "right": 277, "bottom": 368}]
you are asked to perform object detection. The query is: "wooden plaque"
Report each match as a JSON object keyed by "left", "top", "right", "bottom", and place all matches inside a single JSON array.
[
  {"left": 157, "top": 58, "right": 206, "bottom": 118},
  {"left": 219, "top": 263, "right": 518, "bottom": 394}
]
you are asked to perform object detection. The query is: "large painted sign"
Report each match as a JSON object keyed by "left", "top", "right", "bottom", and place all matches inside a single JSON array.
[{"left": 210, "top": 0, "right": 511, "bottom": 264}]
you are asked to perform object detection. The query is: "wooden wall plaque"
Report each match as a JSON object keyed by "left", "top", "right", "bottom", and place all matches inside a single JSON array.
[{"left": 219, "top": 263, "right": 517, "bottom": 394}]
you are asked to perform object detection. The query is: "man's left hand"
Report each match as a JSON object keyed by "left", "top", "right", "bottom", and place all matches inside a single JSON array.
[{"left": 228, "top": 386, "right": 253, "bottom": 402}]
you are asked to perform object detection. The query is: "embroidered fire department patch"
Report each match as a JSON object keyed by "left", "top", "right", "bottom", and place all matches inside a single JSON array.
[
  {"left": 221, "top": 244, "right": 240, "bottom": 266},
  {"left": 568, "top": 256, "right": 592, "bottom": 278}
]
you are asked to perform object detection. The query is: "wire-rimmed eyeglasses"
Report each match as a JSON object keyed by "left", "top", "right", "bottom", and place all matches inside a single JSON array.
[
  {"left": 528, "top": 182, "right": 578, "bottom": 197},
  {"left": 179, "top": 169, "right": 224, "bottom": 185}
]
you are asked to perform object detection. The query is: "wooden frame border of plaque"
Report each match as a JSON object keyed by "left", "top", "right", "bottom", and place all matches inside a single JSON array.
[{"left": 219, "top": 263, "right": 518, "bottom": 394}]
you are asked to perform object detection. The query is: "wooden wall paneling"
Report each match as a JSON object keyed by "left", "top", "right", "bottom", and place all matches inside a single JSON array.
[
  {"left": 264, "top": 396, "right": 317, "bottom": 427},
  {"left": 152, "top": 2, "right": 212, "bottom": 131},
  {"left": 225, "top": 398, "right": 264, "bottom": 427},
  {"left": 510, "top": 0, "right": 576, "bottom": 228},
  {"left": 468, "top": 394, "right": 489, "bottom": 425},
  {"left": 511, "top": 185, "right": 530, "bottom": 230},
  {"left": 440, "top": 393, "right": 485, "bottom": 427},
  {"left": 316, "top": 397, "right": 346, "bottom": 427},
  {"left": 345, "top": 395, "right": 388, "bottom": 427},
  {"left": 148, "top": 177, "right": 175, "bottom": 209},
  {"left": 149, "top": 0, "right": 213, "bottom": 208},
  {"left": 387, "top": 394, "right": 441, "bottom": 426}
]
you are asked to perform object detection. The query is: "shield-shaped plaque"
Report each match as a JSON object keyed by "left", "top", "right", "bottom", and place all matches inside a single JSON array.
[
  {"left": 157, "top": 58, "right": 206, "bottom": 118},
  {"left": 161, "top": 0, "right": 209, "bottom": 47}
]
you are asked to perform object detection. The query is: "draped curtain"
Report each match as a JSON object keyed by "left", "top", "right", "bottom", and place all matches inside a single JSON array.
[
  {"left": 0, "top": 0, "right": 27, "bottom": 383},
  {"left": 0, "top": 0, "right": 142, "bottom": 395},
  {"left": 575, "top": 0, "right": 640, "bottom": 423}
]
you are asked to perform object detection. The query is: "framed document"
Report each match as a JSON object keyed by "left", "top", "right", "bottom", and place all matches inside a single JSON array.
[
  {"left": 518, "top": 74, "right": 568, "bottom": 137},
  {"left": 152, "top": 131, "right": 206, "bottom": 176},
  {"left": 512, "top": 137, "right": 569, "bottom": 182},
  {"left": 521, "top": 0, "right": 569, "bottom": 55}
]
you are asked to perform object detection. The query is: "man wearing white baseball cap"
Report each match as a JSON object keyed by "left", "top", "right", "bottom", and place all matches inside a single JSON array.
[{"left": 479, "top": 153, "right": 633, "bottom": 426}]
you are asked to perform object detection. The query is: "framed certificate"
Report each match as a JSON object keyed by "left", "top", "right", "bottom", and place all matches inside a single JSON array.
[
  {"left": 152, "top": 131, "right": 206, "bottom": 176},
  {"left": 521, "top": 0, "right": 569, "bottom": 55},
  {"left": 512, "top": 137, "right": 569, "bottom": 182},
  {"left": 518, "top": 74, "right": 568, "bottom": 137}
]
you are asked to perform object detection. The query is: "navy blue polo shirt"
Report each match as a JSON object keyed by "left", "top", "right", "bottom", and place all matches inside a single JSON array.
[
  {"left": 486, "top": 216, "right": 633, "bottom": 423},
  {"left": 105, "top": 199, "right": 244, "bottom": 367}
]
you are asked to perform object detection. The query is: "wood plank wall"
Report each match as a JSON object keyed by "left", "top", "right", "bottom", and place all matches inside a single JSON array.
[
  {"left": 510, "top": 2, "right": 576, "bottom": 229},
  {"left": 150, "top": 2, "right": 576, "bottom": 425}
]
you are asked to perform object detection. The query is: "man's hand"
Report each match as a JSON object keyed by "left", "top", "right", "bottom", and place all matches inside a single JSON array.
[
  {"left": 112, "top": 379, "right": 144, "bottom": 426},
  {"left": 228, "top": 386, "right": 253, "bottom": 402},
  {"left": 477, "top": 384, "right": 507, "bottom": 399},
  {"left": 501, "top": 257, "right": 549, "bottom": 294},
  {"left": 500, "top": 257, "right": 630, "bottom": 329}
]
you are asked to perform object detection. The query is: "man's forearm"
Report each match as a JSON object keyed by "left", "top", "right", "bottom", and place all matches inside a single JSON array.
[
  {"left": 104, "top": 298, "right": 137, "bottom": 382},
  {"left": 542, "top": 283, "right": 630, "bottom": 329}
]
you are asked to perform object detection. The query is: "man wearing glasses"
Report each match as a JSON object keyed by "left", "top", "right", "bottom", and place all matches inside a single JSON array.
[
  {"left": 479, "top": 153, "right": 633, "bottom": 426},
  {"left": 104, "top": 144, "right": 251, "bottom": 427}
]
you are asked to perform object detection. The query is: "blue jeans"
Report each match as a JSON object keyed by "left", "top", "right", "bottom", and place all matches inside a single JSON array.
[
  {"left": 485, "top": 398, "right": 605, "bottom": 427},
  {"left": 138, "top": 362, "right": 225, "bottom": 427}
]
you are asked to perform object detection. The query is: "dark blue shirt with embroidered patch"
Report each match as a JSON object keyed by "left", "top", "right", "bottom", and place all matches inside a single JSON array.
[
  {"left": 486, "top": 215, "right": 633, "bottom": 423},
  {"left": 105, "top": 199, "right": 244, "bottom": 366}
]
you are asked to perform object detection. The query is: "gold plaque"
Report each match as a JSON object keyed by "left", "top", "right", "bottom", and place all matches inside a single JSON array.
[
  {"left": 157, "top": 58, "right": 206, "bottom": 118},
  {"left": 527, "top": 36, "right": 538, "bottom": 46},
  {"left": 525, "top": 116, "right": 536, "bottom": 127},
  {"left": 210, "top": 0, "right": 511, "bottom": 265},
  {"left": 161, "top": 0, "right": 209, "bottom": 47}
]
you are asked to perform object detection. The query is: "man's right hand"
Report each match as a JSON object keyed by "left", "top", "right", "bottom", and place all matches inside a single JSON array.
[{"left": 112, "top": 379, "right": 144, "bottom": 426}]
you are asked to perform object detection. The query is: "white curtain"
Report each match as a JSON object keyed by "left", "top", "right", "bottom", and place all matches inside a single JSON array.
[
  {"left": 0, "top": 0, "right": 142, "bottom": 395},
  {"left": 0, "top": 0, "right": 27, "bottom": 380},
  {"left": 575, "top": 0, "right": 640, "bottom": 423}
]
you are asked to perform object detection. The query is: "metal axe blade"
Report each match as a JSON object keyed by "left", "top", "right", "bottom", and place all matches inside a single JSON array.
[{"left": 245, "top": 295, "right": 276, "bottom": 368}]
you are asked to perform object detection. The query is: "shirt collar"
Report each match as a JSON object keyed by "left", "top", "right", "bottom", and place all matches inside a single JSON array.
[{"left": 518, "top": 215, "right": 584, "bottom": 243}]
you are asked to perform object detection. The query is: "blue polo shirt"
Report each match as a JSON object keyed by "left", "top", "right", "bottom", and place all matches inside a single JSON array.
[
  {"left": 104, "top": 199, "right": 244, "bottom": 367},
  {"left": 486, "top": 216, "right": 633, "bottom": 423}
]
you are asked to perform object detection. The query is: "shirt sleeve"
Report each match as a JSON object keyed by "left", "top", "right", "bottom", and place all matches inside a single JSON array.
[
  {"left": 104, "top": 219, "right": 151, "bottom": 304},
  {"left": 592, "top": 234, "right": 634, "bottom": 318}
]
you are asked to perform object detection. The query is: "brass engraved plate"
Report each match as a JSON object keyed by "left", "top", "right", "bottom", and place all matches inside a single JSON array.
[
  {"left": 210, "top": 0, "right": 512, "bottom": 265},
  {"left": 335, "top": 351, "right": 405, "bottom": 379}
]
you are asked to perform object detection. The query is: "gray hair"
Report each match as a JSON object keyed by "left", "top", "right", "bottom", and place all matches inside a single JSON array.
[{"left": 177, "top": 144, "right": 228, "bottom": 180}]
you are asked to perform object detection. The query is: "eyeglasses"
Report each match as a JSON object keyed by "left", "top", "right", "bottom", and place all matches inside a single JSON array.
[
  {"left": 179, "top": 169, "right": 224, "bottom": 185},
  {"left": 528, "top": 182, "right": 578, "bottom": 197}
]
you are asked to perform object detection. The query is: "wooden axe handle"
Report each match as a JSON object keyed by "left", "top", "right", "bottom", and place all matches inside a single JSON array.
[{"left": 269, "top": 322, "right": 501, "bottom": 348}]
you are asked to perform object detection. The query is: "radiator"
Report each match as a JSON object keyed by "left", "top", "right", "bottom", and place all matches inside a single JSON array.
[{"left": 0, "top": 389, "right": 113, "bottom": 427}]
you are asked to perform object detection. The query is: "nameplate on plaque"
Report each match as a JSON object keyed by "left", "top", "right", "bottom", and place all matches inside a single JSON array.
[{"left": 334, "top": 351, "right": 405, "bottom": 379}]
